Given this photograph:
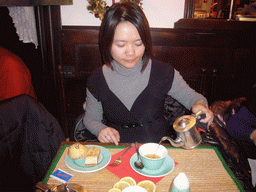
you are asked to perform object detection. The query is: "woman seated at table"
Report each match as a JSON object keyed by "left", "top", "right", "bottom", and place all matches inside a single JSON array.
[{"left": 83, "top": 2, "right": 214, "bottom": 145}]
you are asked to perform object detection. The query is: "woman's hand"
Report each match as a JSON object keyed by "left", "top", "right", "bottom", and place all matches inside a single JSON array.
[
  {"left": 192, "top": 101, "right": 214, "bottom": 126},
  {"left": 98, "top": 127, "right": 120, "bottom": 146}
]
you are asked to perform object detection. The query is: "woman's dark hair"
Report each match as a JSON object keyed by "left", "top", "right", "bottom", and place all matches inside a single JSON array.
[{"left": 99, "top": 2, "right": 153, "bottom": 71}]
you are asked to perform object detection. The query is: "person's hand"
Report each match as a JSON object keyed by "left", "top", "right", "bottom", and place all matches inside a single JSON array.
[
  {"left": 98, "top": 127, "right": 120, "bottom": 146},
  {"left": 191, "top": 101, "right": 214, "bottom": 126}
]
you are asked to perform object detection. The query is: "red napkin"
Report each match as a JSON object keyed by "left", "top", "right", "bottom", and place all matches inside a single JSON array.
[{"left": 106, "top": 144, "right": 178, "bottom": 184}]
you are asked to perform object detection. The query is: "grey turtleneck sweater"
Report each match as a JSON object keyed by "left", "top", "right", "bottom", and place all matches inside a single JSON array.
[{"left": 83, "top": 59, "right": 208, "bottom": 136}]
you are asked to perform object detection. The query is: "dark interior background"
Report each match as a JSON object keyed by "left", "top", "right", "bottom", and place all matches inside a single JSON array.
[{"left": 1, "top": 6, "right": 256, "bottom": 138}]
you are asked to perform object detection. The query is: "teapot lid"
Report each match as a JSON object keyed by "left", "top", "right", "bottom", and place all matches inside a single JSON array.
[{"left": 173, "top": 115, "right": 196, "bottom": 132}]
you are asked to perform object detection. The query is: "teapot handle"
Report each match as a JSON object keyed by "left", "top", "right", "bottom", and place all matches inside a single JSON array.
[
  {"left": 195, "top": 112, "right": 208, "bottom": 131},
  {"left": 193, "top": 110, "right": 203, "bottom": 118}
]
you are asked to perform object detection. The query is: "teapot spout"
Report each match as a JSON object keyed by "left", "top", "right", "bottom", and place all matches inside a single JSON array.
[{"left": 160, "top": 136, "right": 184, "bottom": 148}]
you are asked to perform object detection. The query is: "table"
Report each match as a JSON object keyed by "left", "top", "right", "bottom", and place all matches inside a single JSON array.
[{"left": 43, "top": 142, "right": 244, "bottom": 192}]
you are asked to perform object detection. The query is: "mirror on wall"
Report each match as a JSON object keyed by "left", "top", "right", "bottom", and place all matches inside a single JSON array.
[
  {"left": 185, "top": 0, "right": 253, "bottom": 20},
  {"left": 194, "top": 0, "right": 214, "bottom": 19}
]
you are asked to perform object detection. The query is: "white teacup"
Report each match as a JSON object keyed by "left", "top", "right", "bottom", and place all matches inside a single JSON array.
[{"left": 122, "top": 186, "right": 147, "bottom": 192}]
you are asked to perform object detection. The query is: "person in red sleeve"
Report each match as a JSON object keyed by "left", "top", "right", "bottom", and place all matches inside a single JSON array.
[{"left": 0, "top": 46, "right": 36, "bottom": 101}]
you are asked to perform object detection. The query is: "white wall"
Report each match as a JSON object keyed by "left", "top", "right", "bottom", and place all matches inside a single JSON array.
[{"left": 61, "top": 0, "right": 185, "bottom": 28}]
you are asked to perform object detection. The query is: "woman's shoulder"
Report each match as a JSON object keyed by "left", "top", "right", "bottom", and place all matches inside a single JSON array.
[
  {"left": 152, "top": 59, "right": 173, "bottom": 69},
  {"left": 87, "top": 66, "right": 104, "bottom": 88},
  {"left": 88, "top": 66, "right": 103, "bottom": 79},
  {"left": 90, "top": 66, "right": 103, "bottom": 74},
  {"left": 148, "top": 59, "right": 174, "bottom": 97},
  {"left": 87, "top": 65, "right": 110, "bottom": 100},
  {"left": 151, "top": 59, "right": 174, "bottom": 75}
]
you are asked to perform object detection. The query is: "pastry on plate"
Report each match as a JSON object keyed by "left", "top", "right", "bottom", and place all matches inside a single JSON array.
[
  {"left": 68, "top": 143, "right": 88, "bottom": 159},
  {"left": 85, "top": 146, "right": 101, "bottom": 166}
]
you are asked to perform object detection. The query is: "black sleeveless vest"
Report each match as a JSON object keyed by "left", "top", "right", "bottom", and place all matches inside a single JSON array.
[{"left": 87, "top": 60, "right": 174, "bottom": 143}]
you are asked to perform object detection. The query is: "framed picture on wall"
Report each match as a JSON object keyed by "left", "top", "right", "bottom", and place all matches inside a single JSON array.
[{"left": 195, "top": 0, "right": 202, "bottom": 8}]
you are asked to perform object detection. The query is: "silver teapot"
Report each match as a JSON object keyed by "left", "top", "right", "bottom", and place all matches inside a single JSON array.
[{"left": 161, "top": 111, "right": 204, "bottom": 149}]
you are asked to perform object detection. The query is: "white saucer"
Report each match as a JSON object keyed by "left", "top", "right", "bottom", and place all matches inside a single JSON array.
[{"left": 130, "top": 153, "right": 174, "bottom": 177}]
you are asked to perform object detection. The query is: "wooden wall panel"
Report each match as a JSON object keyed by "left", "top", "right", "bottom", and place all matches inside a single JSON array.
[
  {"left": 61, "top": 26, "right": 209, "bottom": 84},
  {"left": 61, "top": 22, "right": 256, "bottom": 104},
  {"left": 75, "top": 44, "right": 102, "bottom": 76},
  {"left": 153, "top": 46, "right": 203, "bottom": 80}
]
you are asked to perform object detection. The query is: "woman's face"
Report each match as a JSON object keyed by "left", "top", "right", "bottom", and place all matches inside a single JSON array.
[{"left": 110, "top": 21, "right": 145, "bottom": 68}]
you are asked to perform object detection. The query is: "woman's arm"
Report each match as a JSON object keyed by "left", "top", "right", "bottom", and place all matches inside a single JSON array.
[
  {"left": 168, "top": 70, "right": 213, "bottom": 125},
  {"left": 168, "top": 69, "right": 208, "bottom": 109},
  {"left": 83, "top": 88, "right": 106, "bottom": 136},
  {"left": 83, "top": 88, "right": 120, "bottom": 145}
]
